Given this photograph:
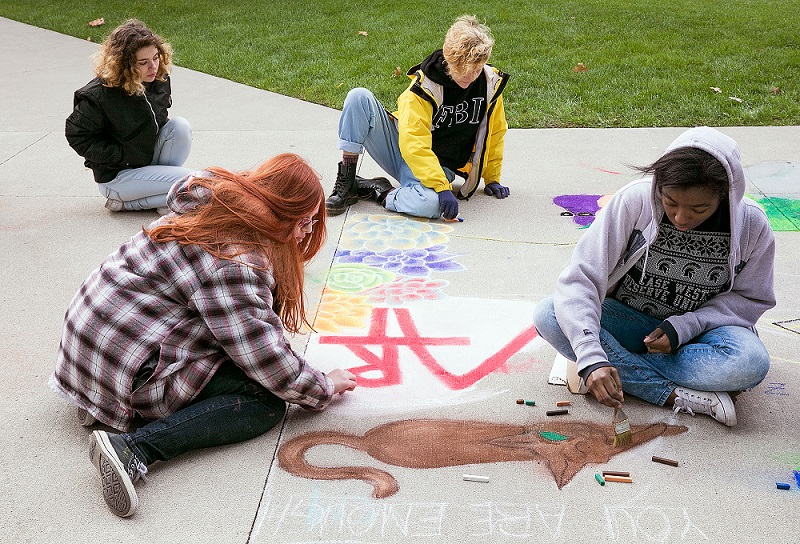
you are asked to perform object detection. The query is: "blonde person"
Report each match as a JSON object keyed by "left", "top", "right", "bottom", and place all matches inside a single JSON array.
[
  {"left": 326, "top": 15, "right": 510, "bottom": 220},
  {"left": 50, "top": 154, "right": 357, "bottom": 517},
  {"left": 66, "top": 19, "right": 193, "bottom": 213}
]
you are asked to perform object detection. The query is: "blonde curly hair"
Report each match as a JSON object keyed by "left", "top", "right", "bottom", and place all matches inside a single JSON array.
[
  {"left": 94, "top": 19, "right": 172, "bottom": 96},
  {"left": 442, "top": 15, "right": 494, "bottom": 78}
]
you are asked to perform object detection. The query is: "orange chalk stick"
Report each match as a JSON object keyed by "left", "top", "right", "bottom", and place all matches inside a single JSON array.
[
  {"left": 556, "top": 401, "right": 571, "bottom": 407},
  {"left": 604, "top": 475, "right": 633, "bottom": 484}
]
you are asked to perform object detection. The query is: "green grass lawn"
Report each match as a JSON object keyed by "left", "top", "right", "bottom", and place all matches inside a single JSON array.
[{"left": 3, "top": 0, "right": 798, "bottom": 128}]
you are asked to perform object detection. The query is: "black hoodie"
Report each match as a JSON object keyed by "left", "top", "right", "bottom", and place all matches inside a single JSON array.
[{"left": 418, "top": 50, "right": 487, "bottom": 172}]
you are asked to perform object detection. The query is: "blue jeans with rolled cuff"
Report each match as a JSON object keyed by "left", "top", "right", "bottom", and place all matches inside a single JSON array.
[
  {"left": 338, "top": 87, "right": 448, "bottom": 219},
  {"left": 532, "top": 296, "right": 770, "bottom": 406},
  {"left": 122, "top": 363, "right": 286, "bottom": 466}
]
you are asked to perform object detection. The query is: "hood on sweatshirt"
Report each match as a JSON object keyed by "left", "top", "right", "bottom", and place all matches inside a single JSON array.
[{"left": 416, "top": 49, "right": 462, "bottom": 88}]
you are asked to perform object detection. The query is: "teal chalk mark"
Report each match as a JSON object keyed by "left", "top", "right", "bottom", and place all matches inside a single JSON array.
[{"left": 539, "top": 431, "right": 569, "bottom": 442}]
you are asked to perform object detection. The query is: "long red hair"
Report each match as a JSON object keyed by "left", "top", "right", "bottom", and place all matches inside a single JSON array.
[{"left": 146, "top": 153, "right": 326, "bottom": 333}]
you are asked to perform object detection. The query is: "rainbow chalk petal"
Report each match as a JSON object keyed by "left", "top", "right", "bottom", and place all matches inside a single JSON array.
[{"left": 794, "top": 470, "right": 800, "bottom": 487}]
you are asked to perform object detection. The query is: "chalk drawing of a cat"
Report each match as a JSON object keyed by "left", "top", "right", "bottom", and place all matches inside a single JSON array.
[{"left": 278, "top": 418, "right": 687, "bottom": 498}]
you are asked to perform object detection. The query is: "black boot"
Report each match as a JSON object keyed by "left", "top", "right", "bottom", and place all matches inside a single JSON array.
[
  {"left": 355, "top": 176, "right": 394, "bottom": 204},
  {"left": 325, "top": 162, "right": 359, "bottom": 216}
]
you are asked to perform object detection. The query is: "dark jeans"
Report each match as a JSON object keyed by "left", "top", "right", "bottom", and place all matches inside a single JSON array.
[{"left": 122, "top": 363, "right": 286, "bottom": 466}]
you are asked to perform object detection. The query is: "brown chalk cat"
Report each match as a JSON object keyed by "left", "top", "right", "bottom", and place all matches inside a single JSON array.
[{"left": 278, "top": 418, "right": 688, "bottom": 498}]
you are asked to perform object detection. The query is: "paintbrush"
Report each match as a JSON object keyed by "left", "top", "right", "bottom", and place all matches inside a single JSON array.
[{"left": 612, "top": 406, "right": 632, "bottom": 447}]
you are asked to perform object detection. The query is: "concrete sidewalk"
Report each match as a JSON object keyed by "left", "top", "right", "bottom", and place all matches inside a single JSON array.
[{"left": 1, "top": 17, "right": 798, "bottom": 543}]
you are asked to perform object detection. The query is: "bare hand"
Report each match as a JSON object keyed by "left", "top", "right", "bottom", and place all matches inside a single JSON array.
[
  {"left": 644, "top": 327, "right": 672, "bottom": 353},
  {"left": 586, "top": 366, "right": 624, "bottom": 408},
  {"left": 328, "top": 368, "right": 357, "bottom": 395}
]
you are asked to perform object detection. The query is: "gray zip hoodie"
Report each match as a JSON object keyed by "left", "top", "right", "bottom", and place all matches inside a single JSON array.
[{"left": 553, "top": 126, "right": 776, "bottom": 379}]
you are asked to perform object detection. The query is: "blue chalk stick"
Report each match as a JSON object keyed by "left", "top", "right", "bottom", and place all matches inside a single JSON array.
[{"left": 776, "top": 482, "right": 790, "bottom": 490}]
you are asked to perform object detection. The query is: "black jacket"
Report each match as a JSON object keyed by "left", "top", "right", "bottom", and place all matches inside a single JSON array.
[{"left": 65, "top": 77, "right": 172, "bottom": 183}]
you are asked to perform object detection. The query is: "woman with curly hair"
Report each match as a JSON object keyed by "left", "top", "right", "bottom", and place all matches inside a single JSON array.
[
  {"left": 66, "top": 19, "right": 193, "bottom": 213},
  {"left": 50, "top": 153, "right": 357, "bottom": 517}
]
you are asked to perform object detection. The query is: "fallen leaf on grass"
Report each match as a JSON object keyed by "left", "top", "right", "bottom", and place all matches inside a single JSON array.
[
  {"left": 86, "top": 37, "right": 92, "bottom": 42},
  {"left": 710, "top": 87, "right": 722, "bottom": 93},
  {"left": 336, "top": 82, "right": 345, "bottom": 89},
  {"left": 88, "top": 17, "right": 104, "bottom": 27},
  {"left": 573, "top": 62, "right": 587, "bottom": 73},
  {"left": 358, "top": 31, "right": 368, "bottom": 37},
  {"left": 771, "top": 86, "right": 781, "bottom": 95},
  {"left": 729, "top": 96, "right": 743, "bottom": 103},
  {"left": 392, "top": 66, "right": 402, "bottom": 77}
]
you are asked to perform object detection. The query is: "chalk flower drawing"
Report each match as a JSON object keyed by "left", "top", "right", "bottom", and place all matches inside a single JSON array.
[
  {"left": 339, "top": 214, "right": 453, "bottom": 252},
  {"left": 365, "top": 277, "right": 449, "bottom": 306},
  {"left": 335, "top": 245, "right": 464, "bottom": 276},
  {"left": 314, "top": 293, "right": 371, "bottom": 332},
  {"left": 326, "top": 264, "right": 395, "bottom": 294}
]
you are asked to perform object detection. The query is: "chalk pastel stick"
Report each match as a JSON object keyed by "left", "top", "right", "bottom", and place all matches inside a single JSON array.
[
  {"left": 546, "top": 409, "right": 569, "bottom": 416},
  {"left": 463, "top": 474, "right": 490, "bottom": 483},
  {"left": 604, "top": 475, "right": 633, "bottom": 484},
  {"left": 595, "top": 473, "right": 605, "bottom": 486},
  {"left": 776, "top": 482, "right": 790, "bottom": 490},
  {"left": 602, "top": 471, "right": 630, "bottom": 478},
  {"left": 652, "top": 456, "right": 679, "bottom": 467},
  {"left": 556, "top": 401, "right": 571, "bottom": 407}
]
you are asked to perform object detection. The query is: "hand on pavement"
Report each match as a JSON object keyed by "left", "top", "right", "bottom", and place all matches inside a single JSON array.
[{"left": 484, "top": 182, "right": 510, "bottom": 199}]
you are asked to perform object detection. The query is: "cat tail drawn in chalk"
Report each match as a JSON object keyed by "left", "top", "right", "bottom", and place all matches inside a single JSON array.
[
  {"left": 277, "top": 419, "right": 688, "bottom": 498},
  {"left": 277, "top": 431, "right": 400, "bottom": 498}
]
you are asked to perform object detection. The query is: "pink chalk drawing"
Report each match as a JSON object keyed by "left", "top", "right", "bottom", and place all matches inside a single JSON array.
[
  {"left": 311, "top": 213, "right": 548, "bottom": 414},
  {"left": 365, "top": 277, "right": 449, "bottom": 306},
  {"left": 318, "top": 306, "right": 539, "bottom": 390}
]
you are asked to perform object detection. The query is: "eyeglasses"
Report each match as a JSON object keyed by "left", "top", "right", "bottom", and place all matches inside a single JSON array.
[{"left": 298, "top": 218, "right": 319, "bottom": 230}]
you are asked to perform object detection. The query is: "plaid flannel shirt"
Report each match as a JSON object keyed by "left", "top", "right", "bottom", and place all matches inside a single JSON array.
[{"left": 50, "top": 204, "right": 333, "bottom": 431}]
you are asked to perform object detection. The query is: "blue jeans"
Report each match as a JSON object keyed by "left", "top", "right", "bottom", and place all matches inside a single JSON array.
[
  {"left": 98, "top": 117, "right": 194, "bottom": 210},
  {"left": 532, "top": 296, "right": 770, "bottom": 405},
  {"left": 338, "top": 87, "right": 444, "bottom": 219},
  {"left": 122, "top": 363, "right": 286, "bottom": 466}
]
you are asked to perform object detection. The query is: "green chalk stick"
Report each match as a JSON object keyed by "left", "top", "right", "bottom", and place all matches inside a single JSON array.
[{"left": 595, "top": 473, "right": 605, "bottom": 486}]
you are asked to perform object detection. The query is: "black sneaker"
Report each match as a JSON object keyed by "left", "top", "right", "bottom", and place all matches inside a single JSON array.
[
  {"left": 355, "top": 176, "right": 394, "bottom": 203},
  {"left": 325, "top": 161, "right": 359, "bottom": 216},
  {"left": 89, "top": 430, "right": 148, "bottom": 517}
]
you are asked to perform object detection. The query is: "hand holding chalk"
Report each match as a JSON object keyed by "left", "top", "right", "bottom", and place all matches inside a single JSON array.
[
  {"left": 328, "top": 369, "right": 357, "bottom": 395},
  {"left": 643, "top": 327, "right": 671, "bottom": 354}
]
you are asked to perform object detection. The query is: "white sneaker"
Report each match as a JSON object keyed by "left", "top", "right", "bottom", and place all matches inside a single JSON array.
[
  {"left": 672, "top": 387, "right": 736, "bottom": 427},
  {"left": 104, "top": 197, "right": 125, "bottom": 212}
]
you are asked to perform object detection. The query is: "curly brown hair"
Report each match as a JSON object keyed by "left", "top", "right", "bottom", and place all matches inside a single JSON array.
[{"left": 94, "top": 19, "right": 173, "bottom": 96}]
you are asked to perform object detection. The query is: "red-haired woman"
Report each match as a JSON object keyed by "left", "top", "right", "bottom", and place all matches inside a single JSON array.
[
  {"left": 50, "top": 153, "right": 357, "bottom": 518},
  {"left": 66, "top": 19, "right": 193, "bottom": 213}
]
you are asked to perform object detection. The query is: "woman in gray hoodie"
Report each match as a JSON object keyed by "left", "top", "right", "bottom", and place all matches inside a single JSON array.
[{"left": 533, "top": 127, "right": 775, "bottom": 426}]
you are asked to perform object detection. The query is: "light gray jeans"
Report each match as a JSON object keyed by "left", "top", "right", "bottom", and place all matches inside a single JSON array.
[
  {"left": 338, "top": 87, "right": 447, "bottom": 219},
  {"left": 98, "top": 117, "right": 194, "bottom": 211}
]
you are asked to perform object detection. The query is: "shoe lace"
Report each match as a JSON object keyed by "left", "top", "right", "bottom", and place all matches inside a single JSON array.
[
  {"left": 128, "top": 457, "right": 149, "bottom": 484},
  {"left": 672, "top": 391, "right": 714, "bottom": 417}
]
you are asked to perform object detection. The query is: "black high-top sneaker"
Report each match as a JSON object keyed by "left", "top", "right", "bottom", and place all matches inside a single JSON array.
[
  {"left": 325, "top": 161, "right": 359, "bottom": 216},
  {"left": 355, "top": 176, "right": 394, "bottom": 204}
]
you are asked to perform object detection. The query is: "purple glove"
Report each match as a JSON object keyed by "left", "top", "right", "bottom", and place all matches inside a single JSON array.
[
  {"left": 484, "top": 182, "right": 510, "bottom": 199},
  {"left": 438, "top": 190, "right": 459, "bottom": 219}
]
